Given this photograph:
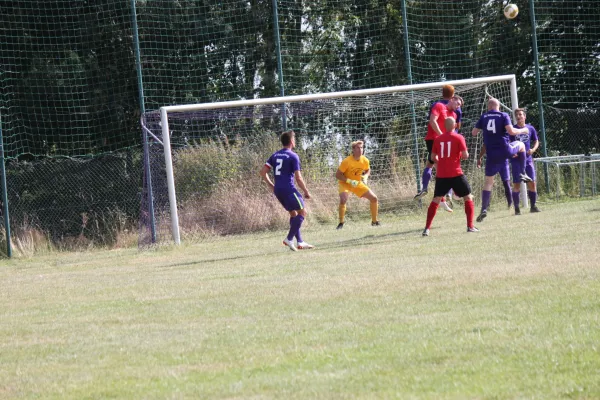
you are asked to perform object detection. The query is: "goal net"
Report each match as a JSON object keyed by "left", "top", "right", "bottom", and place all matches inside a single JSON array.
[{"left": 140, "top": 75, "right": 517, "bottom": 246}]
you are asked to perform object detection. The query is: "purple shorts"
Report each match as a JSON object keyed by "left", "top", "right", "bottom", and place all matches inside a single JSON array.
[
  {"left": 485, "top": 158, "right": 510, "bottom": 181},
  {"left": 274, "top": 188, "right": 305, "bottom": 212},
  {"left": 511, "top": 159, "right": 536, "bottom": 182}
]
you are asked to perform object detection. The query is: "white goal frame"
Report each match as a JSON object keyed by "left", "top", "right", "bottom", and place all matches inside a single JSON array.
[{"left": 159, "top": 74, "right": 519, "bottom": 244}]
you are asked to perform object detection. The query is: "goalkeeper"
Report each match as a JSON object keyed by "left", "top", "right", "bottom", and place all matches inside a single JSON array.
[{"left": 335, "top": 140, "right": 380, "bottom": 229}]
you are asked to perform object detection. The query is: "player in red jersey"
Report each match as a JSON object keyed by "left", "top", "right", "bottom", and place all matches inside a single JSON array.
[
  {"left": 414, "top": 94, "right": 463, "bottom": 213},
  {"left": 422, "top": 117, "right": 478, "bottom": 236}
]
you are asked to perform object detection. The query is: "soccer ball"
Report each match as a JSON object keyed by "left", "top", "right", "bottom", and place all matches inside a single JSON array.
[{"left": 504, "top": 4, "right": 519, "bottom": 19}]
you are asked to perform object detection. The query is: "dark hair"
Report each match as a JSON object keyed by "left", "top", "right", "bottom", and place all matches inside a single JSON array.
[
  {"left": 280, "top": 130, "right": 295, "bottom": 146},
  {"left": 515, "top": 108, "right": 526, "bottom": 115},
  {"left": 452, "top": 95, "right": 464, "bottom": 107}
]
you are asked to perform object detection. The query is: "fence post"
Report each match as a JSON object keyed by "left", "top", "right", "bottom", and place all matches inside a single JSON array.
[
  {"left": 0, "top": 113, "right": 11, "bottom": 258},
  {"left": 400, "top": 0, "right": 421, "bottom": 194},
  {"left": 580, "top": 157, "right": 585, "bottom": 197},
  {"left": 272, "top": 0, "right": 287, "bottom": 130},
  {"left": 555, "top": 163, "right": 560, "bottom": 201},
  {"left": 131, "top": 0, "right": 156, "bottom": 243},
  {"left": 592, "top": 161, "right": 597, "bottom": 196},
  {"left": 528, "top": 0, "right": 550, "bottom": 193}
]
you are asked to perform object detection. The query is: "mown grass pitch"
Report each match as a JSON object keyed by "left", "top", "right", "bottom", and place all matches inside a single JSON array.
[{"left": 1, "top": 199, "right": 599, "bottom": 399}]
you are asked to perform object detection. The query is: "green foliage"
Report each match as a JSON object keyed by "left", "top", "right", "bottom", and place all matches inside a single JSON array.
[
  {"left": 0, "top": 0, "right": 598, "bottom": 160},
  {"left": 535, "top": 159, "right": 600, "bottom": 199},
  {"left": 541, "top": 108, "right": 600, "bottom": 155},
  {"left": 4, "top": 152, "right": 141, "bottom": 250},
  {"left": 1, "top": 1, "right": 138, "bottom": 158},
  {"left": 174, "top": 140, "right": 239, "bottom": 202},
  {"left": 173, "top": 134, "right": 281, "bottom": 203}
]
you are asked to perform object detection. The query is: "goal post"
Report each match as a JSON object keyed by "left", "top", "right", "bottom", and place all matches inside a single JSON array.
[
  {"left": 159, "top": 107, "right": 181, "bottom": 245},
  {"left": 143, "top": 75, "right": 520, "bottom": 246}
]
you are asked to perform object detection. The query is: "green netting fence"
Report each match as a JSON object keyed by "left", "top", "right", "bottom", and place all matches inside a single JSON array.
[{"left": 0, "top": 0, "right": 598, "bottom": 254}]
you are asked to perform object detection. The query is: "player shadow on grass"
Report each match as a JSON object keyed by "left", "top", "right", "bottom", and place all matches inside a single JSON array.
[
  {"left": 158, "top": 253, "right": 276, "bottom": 268},
  {"left": 318, "top": 229, "right": 421, "bottom": 250},
  {"left": 157, "top": 229, "right": 423, "bottom": 267}
]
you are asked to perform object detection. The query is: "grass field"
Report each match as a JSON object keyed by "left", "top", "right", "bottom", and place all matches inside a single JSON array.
[{"left": 1, "top": 199, "right": 599, "bottom": 399}]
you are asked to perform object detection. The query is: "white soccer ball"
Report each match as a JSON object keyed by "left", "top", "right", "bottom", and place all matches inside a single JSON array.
[{"left": 504, "top": 4, "right": 519, "bottom": 19}]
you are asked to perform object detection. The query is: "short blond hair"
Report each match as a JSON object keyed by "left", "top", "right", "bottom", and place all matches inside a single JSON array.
[
  {"left": 444, "top": 117, "right": 456, "bottom": 132},
  {"left": 351, "top": 140, "right": 364, "bottom": 149},
  {"left": 488, "top": 97, "right": 500, "bottom": 110}
]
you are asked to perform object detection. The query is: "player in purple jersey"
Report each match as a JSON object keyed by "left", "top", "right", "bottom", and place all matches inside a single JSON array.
[
  {"left": 471, "top": 98, "right": 532, "bottom": 223},
  {"left": 476, "top": 145, "right": 513, "bottom": 210},
  {"left": 510, "top": 108, "right": 541, "bottom": 214},
  {"left": 259, "top": 130, "right": 314, "bottom": 251}
]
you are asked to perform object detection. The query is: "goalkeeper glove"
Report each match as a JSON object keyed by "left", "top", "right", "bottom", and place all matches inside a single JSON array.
[
  {"left": 361, "top": 175, "right": 368, "bottom": 184},
  {"left": 346, "top": 178, "right": 359, "bottom": 188}
]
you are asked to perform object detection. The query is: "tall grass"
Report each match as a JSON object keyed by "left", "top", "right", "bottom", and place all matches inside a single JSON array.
[{"left": 0, "top": 207, "right": 138, "bottom": 258}]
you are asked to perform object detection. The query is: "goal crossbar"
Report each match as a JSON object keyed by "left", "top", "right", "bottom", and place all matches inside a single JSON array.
[{"left": 161, "top": 75, "right": 517, "bottom": 113}]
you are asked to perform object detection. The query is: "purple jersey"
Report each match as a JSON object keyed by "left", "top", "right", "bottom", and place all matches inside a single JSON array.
[
  {"left": 511, "top": 124, "right": 539, "bottom": 161},
  {"left": 265, "top": 148, "right": 300, "bottom": 191},
  {"left": 428, "top": 99, "right": 462, "bottom": 125},
  {"left": 475, "top": 110, "right": 512, "bottom": 160}
]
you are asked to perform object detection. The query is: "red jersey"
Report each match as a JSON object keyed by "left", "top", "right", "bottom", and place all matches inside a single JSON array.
[
  {"left": 425, "top": 102, "right": 457, "bottom": 141},
  {"left": 432, "top": 131, "right": 467, "bottom": 178}
]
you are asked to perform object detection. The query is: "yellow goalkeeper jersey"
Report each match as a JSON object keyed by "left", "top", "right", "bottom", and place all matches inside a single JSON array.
[{"left": 339, "top": 155, "right": 370, "bottom": 180}]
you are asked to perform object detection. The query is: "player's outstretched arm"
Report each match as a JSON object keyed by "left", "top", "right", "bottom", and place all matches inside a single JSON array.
[
  {"left": 506, "top": 124, "right": 529, "bottom": 136},
  {"left": 295, "top": 170, "right": 311, "bottom": 199},
  {"left": 259, "top": 165, "right": 275, "bottom": 192}
]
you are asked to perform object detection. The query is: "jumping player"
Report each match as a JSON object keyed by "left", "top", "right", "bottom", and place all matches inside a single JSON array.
[
  {"left": 476, "top": 144, "right": 514, "bottom": 210},
  {"left": 422, "top": 117, "right": 478, "bottom": 236},
  {"left": 471, "top": 98, "right": 533, "bottom": 223},
  {"left": 414, "top": 93, "right": 464, "bottom": 213}
]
